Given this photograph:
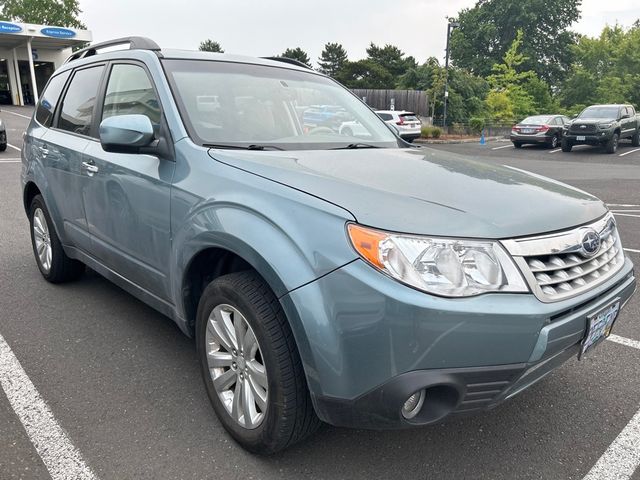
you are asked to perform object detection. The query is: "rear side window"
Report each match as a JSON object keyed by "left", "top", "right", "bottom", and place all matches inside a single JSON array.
[
  {"left": 57, "top": 65, "right": 105, "bottom": 137},
  {"left": 102, "top": 64, "right": 161, "bottom": 125},
  {"left": 35, "top": 70, "right": 71, "bottom": 127},
  {"left": 378, "top": 113, "right": 393, "bottom": 121}
]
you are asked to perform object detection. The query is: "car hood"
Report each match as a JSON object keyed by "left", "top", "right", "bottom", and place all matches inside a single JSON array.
[
  {"left": 573, "top": 117, "right": 616, "bottom": 124},
  {"left": 208, "top": 147, "right": 607, "bottom": 239}
]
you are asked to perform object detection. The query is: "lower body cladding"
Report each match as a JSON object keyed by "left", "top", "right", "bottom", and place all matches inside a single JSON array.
[{"left": 283, "top": 258, "right": 636, "bottom": 429}]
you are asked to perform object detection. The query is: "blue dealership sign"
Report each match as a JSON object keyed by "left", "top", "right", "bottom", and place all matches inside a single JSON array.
[
  {"left": 0, "top": 22, "right": 22, "bottom": 34},
  {"left": 41, "top": 27, "right": 76, "bottom": 38}
]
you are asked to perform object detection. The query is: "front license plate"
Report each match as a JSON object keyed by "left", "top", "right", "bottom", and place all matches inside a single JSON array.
[
  {"left": 580, "top": 300, "right": 620, "bottom": 359},
  {"left": 577, "top": 135, "right": 586, "bottom": 141}
]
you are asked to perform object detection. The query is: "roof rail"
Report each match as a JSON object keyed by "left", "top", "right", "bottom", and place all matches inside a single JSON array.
[
  {"left": 261, "top": 56, "right": 312, "bottom": 70},
  {"left": 65, "top": 36, "right": 161, "bottom": 63}
]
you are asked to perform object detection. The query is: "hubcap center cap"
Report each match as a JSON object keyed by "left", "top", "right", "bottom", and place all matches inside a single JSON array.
[{"left": 236, "top": 356, "right": 246, "bottom": 370}]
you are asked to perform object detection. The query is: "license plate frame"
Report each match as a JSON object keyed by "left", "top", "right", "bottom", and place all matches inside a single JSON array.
[
  {"left": 522, "top": 128, "right": 534, "bottom": 134},
  {"left": 577, "top": 135, "right": 586, "bottom": 141},
  {"left": 579, "top": 299, "right": 620, "bottom": 359}
]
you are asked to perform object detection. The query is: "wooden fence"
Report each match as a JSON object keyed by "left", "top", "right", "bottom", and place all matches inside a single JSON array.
[{"left": 351, "top": 89, "right": 430, "bottom": 117}]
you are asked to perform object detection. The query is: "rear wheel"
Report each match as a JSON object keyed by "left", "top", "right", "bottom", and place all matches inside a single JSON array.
[
  {"left": 549, "top": 135, "right": 559, "bottom": 149},
  {"left": 0, "top": 142, "right": 6, "bottom": 152},
  {"left": 561, "top": 139, "right": 573, "bottom": 152},
  {"left": 605, "top": 133, "right": 619, "bottom": 154},
  {"left": 632, "top": 130, "right": 640, "bottom": 147},
  {"left": 196, "top": 271, "right": 320, "bottom": 454},
  {"left": 28, "top": 195, "right": 84, "bottom": 282},
  {"left": 513, "top": 142, "right": 522, "bottom": 148}
]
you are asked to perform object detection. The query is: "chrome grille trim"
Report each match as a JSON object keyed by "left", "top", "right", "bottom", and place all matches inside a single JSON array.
[{"left": 501, "top": 214, "right": 625, "bottom": 302}]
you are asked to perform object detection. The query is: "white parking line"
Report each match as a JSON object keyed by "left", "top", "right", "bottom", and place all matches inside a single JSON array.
[
  {"left": 491, "top": 144, "right": 512, "bottom": 150},
  {"left": 2, "top": 110, "right": 31, "bottom": 119},
  {"left": 608, "top": 335, "right": 640, "bottom": 350},
  {"left": 619, "top": 148, "right": 640, "bottom": 157},
  {"left": 0, "top": 158, "right": 20, "bottom": 163},
  {"left": 549, "top": 148, "right": 562, "bottom": 153},
  {"left": 0, "top": 333, "right": 98, "bottom": 480},
  {"left": 624, "top": 248, "right": 640, "bottom": 254},
  {"left": 608, "top": 204, "right": 640, "bottom": 208},
  {"left": 7, "top": 143, "right": 21, "bottom": 152},
  {"left": 582, "top": 409, "right": 640, "bottom": 480},
  {"left": 614, "top": 213, "right": 640, "bottom": 219},
  {"left": 583, "top": 336, "right": 640, "bottom": 480},
  {"left": 611, "top": 210, "right": 640, "bottom": 213}
]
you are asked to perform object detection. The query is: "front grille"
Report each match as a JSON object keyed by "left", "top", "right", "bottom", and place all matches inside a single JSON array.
[
  {"left": 570, "top": 124, "right": 597, "bottom": 134},
  {"left": 502, "top": 214, "right": 625, "bottom": 302}
]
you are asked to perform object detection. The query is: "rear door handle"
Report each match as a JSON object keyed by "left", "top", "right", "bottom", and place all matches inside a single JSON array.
[
  {"left": 82, "top": 161, "right": 99, "bottom": 176},
  {"left": 39, "top": 144, "right": 49, "bottom": 156}
]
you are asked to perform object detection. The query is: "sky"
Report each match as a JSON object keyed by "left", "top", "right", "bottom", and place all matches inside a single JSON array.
[{"left": 79, "top": 0, "right": 640, "bottom": 67}]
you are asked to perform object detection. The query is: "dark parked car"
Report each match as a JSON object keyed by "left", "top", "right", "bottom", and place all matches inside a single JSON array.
[
  {"left": 510, "top": 115, "right": 570, "bottom": 149},
  {"left": 562, "top": 104, "right": 640, "bottom": 154}
]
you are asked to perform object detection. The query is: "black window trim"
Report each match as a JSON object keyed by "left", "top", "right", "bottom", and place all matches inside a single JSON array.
[{"left": 51, "top": 62, "right": 108, "bottom": 142}]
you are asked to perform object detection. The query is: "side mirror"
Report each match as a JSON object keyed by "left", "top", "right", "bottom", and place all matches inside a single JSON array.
[
  {"left": 100, "top": 114, "right": 155, "bottom": 153},
  {"left": 621, "top": 114, "right": 630, "bottom": 119}
]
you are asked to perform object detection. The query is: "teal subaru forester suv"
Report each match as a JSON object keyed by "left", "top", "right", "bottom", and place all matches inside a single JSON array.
[{"left": 21, "top": 37, "right": 636, "bottom": 453}]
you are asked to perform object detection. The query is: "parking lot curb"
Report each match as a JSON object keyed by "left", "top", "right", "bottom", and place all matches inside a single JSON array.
[{"left": 415, "top": 136, "right": 505, "bottom": 145}]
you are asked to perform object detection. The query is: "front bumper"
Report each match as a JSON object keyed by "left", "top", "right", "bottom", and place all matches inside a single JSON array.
[
  {"left": 285, "top": 256, "right": 635, "bottom": 429},
  {"left": 564, "top": 131, "right": 611, "bottom": 145}
]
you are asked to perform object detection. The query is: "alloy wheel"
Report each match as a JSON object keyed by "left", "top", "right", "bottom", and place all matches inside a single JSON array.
[
  {"left": 33, "top": 208, "right": 52, "bottom": 273},
  {"left": 205, "top": 304, "right": 268, "bottom": 429}
]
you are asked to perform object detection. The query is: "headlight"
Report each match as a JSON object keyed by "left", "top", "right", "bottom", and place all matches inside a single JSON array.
[
  {"left": 347, "top": 224, "right": 528, "bottom": 297},
  {"left": 598, "top": 123, "right": 614, "bottom": 129}
]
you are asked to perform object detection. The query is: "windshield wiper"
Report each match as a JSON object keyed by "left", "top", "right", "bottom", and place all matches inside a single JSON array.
[
  {"left": 330, "top": 143, "right": 381, "bottom": 150},
  {"left": 204, "top": 143, "right": 285, "bottom": 151}
]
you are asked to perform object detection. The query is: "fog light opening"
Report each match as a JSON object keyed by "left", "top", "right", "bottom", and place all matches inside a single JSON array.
[{"left": 401, "top": 389, "right": 426, "bottom": 419}]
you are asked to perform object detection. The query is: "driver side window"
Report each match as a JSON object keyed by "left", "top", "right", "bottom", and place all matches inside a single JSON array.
[{"left": 102, "top": 64, "right": 161, "bottom": 126}]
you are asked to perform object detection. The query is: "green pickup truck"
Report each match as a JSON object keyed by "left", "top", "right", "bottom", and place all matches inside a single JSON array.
[{"left": 562, "top": 104, "right": 640, "bottom": 154}]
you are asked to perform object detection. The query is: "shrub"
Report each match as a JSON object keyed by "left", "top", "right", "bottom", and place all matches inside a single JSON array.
[
  {"left": 421, "top": 126, "right": 433, "bottom": 138},
  {"left": 452, "top": 122, "right": 465, "bottom": 135},
  {"left": 431, "top": 127, "right": 442, "bottom": 138},
  {"left": 470, "top": 117, "right": 485, "bottom": 135}
]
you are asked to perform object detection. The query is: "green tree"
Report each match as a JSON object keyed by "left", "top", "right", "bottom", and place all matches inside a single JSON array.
[
  {"left": 366, "top": 43, "right": 416, "bottom": 80},
  {"left": 334, "top": 59, "right": 395, "bottom": 89},
  {"left": 485, "top": 31, "right": 538, "bottom": 121},
  {"left": 450, "top": 0, "right": 581, "bottom": 84},
  {"left": 0, "top": 0, "right": 85, "bottom": 28},
  {"left": 198, "top": 39, "right": 224, "bottom": 53},
  {"left": 279, "top": 47, "right": 312, "bottom": 68},
  {"left": 318, "top": 42, "right": 348, "bottom": 77}
]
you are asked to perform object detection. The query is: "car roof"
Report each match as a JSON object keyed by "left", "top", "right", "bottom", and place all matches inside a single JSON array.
[{"left": 375, "top": 110, "right": 415, "bottom": 115}]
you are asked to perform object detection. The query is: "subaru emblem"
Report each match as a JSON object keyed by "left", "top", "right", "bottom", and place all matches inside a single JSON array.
[{"left": 580, "top": 229, "right": 601, "bottom": 257}]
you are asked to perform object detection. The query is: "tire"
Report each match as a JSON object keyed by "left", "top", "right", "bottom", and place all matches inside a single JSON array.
[
  {"left": 605, "top": 133, "right": 619, "bottom": 154},
  {"left": 549, "top": 135, "right": 559, "bottom": 149},
  {"left": 0, "top": 142, "right": 6, "bottom": 152},
  {"left": 632, "top": 130, "right": 640, "bottom": 147},
  {"left": 513, "top": 142, "right": 522, "bottom": 148},
  {"left": 561, "top": 139, "right": 573, "bottom": 152},
  {"left": 196, "top": 271, "right": 320, "bottom": 454},
  {"left": 28, "top": 195, "right": 84, "bottom": 283}
]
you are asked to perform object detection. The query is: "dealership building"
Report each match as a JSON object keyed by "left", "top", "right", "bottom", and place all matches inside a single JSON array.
[{"left": 0, "top": 21, "right": 92, "bottom": 106}]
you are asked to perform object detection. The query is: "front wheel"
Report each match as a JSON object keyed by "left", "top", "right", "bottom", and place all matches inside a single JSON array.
[
  {"left": 196, "top": 271, "right": 320, "bottom": 454},
  {"left": 513, "top": 142, "right": 522, "bottom": 148},
  {"left": 561, "top": 139, "right": 573, "bottom": 152},
  {"left": 0, "top": 142, "right": 6, "bottom": 152},
  {"left": 632, "top": 130, "right": 640, "bottom": 147},
  {"left": 605, "top": 133, "right": 619, "bottom": 154}
]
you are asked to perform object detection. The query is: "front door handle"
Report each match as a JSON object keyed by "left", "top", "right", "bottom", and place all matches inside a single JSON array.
[
  {"left": 39, "top": 144, "right": 49, "bottom": 157},
  {"left": 82, "top": 161, "right": 99, "bottom": 176}
]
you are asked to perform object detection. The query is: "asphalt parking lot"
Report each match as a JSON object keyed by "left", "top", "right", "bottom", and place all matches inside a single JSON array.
[{"left": 0, "top": 109, "right": 639, "bottom": 480}]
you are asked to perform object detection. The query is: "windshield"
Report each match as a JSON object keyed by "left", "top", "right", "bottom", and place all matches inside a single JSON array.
[
  {"left": 520, "top": 116, "right": 552, "bottom": 125},
  {"left": 163, "top": 59, "right": 400, "bottom": 150},
  {"left": 579, "top": 106, "right": 619, "bottom": 119}
]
